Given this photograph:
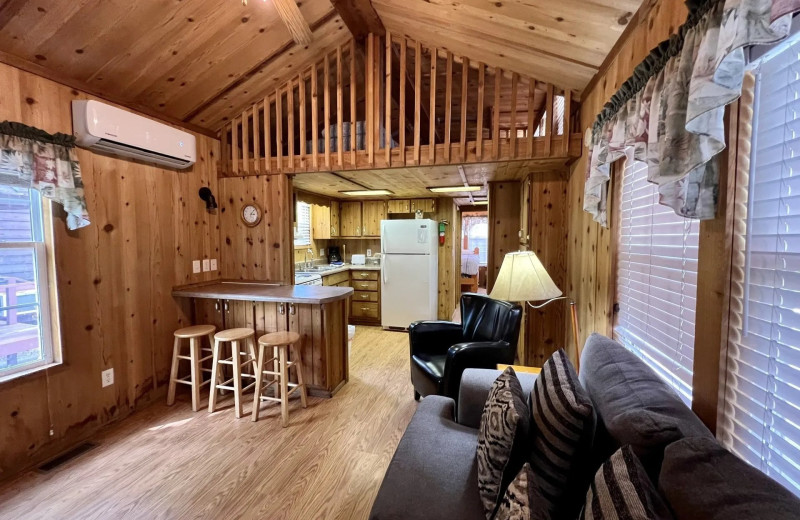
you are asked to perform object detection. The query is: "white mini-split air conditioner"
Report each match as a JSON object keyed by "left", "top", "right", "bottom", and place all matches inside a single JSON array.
[{"left": 72, "top": 100, "right": 196, "bottom": 169}]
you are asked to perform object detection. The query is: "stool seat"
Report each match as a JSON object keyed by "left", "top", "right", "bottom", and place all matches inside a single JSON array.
[
  {"left": 215, "top": 327, "right": 255, "bottom": 342},
  {"left": 174, "top": 324, "right": 216, "bottom": 339},
  {"left": 258, "top": 331, "right": 300, "bottom": 347}
]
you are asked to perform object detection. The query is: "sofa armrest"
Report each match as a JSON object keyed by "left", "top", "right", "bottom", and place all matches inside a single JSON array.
[
  {"left": 457, "top": 368, "right": 538, "bottom": 428},
  {"left": 416, "top": 394, "right": 457, "bottom": 421}
]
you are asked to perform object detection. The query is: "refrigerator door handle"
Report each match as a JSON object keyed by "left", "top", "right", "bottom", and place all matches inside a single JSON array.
[{"left": 383, "top": 264, "right": 387, "bottom": 284}]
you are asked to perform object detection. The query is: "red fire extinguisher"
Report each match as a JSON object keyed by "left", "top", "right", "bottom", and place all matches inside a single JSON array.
[{"left": 438, "top": 221, "right": 447, "bottom": 246}]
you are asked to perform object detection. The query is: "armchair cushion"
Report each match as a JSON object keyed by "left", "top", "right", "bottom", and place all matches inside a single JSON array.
[{"left": 477, "top": 367, "right": 531, "bottom": 519}]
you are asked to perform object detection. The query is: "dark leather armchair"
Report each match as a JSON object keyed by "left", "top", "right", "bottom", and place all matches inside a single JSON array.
[{"left": 408, "top": 293, "right": 522, "bottom": 402}]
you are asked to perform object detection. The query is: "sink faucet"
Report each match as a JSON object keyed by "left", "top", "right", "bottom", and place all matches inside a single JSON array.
[
  {"left": 342, "top": 244, "right": 346, "bottom": 264},
  {"left": 305, "top": 248, "right": 314, "bottom": 270}
]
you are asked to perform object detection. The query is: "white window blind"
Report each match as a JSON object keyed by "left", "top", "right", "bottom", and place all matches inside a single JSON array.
[
  {"left": 294, "top": 201, "right": 311, "bottom": 247},
  {"left": 614, "top": 158, "right": 700, "bottom": 405},
  {"left": 718, "top": 35, "right": 800, "bottom": 498}
]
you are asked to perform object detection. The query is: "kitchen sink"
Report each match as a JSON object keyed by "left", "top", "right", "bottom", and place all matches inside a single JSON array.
[{"left": 297, "top": 265, "right": 342, "bottom": 273}]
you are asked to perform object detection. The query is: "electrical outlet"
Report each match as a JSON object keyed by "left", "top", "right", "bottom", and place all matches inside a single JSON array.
[
  {"left": 202, "top": 259, "right": 210, "bottom": 272},
  {"left": 320, "top": 248, "right": 325, "bottom": 257},
  {"left": 210, "top": 258, "right": 217, "bottom": 271},
  {"left": 101, "top": 368, "right": 114, "bottom": 388},
  {"left": 192, "top": 260, "right": 201, "bottom": 274},
  {"left": 366, "top": 249, "right": 372, "bottom": 257}
]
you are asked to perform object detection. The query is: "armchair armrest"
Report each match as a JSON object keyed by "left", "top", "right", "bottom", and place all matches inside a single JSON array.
[
  {"left": 440, "top": 341, "right": 515, "bottom": 402},
  {"left": 408, "top": 320, "right": 464, "bottom": 356}
]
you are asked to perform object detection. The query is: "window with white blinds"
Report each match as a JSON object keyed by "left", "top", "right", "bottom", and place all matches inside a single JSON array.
[
  {"left": 718, "top": 34, "right": 800, "bottom": 498},
  {"left": 294, "top": 201, "right": 311, "bottom": 247},
  {"left": 614, "top": 158, "right": 700, "bottom": 406}
]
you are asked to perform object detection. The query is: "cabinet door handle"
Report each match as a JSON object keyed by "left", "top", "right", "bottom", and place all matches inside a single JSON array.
[
  {"left": 289, "top": 303, "right": 296, "bottom": 315},
  {"left": 279, "top": 302, "right": 285, "bottom": 315},
  {"left": 361, "top": 273, "right": 368, "bottom": 277}
]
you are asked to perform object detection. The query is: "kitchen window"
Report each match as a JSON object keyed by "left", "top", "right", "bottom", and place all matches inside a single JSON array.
[
  {"left": 294, "top": 201, "right": 311, "bottom": 247},
  {"left": 612, "top": 157, "right": 700, "bottom": 406},
  {"left": 0, "top": 186, "right": 57, "bottom": 379}
]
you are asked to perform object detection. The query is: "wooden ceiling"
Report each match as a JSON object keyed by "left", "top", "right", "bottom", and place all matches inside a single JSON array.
[
  {"left": 292, "top": 159, "right": 567, "bottom": 202},
  {"left": 370, "top": 0, "right": 643, "bottom": 92},
  {"left": 0, "top": 0, "right": 643, "bottom": 132}
]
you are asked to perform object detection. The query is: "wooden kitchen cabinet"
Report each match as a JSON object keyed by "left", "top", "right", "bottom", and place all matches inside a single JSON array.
[
  {"left": 340, "top": 201, "right": 362, "bottom": 237},
  {"left": 361, "top": 201, "right": 386, "bottom": 236},
  {"left": 409, "top": 198, "right": 436, "bottom": 213},
  {"left": 387, "top": 199, "right": 410, "bottom": 214},
  {"left": 349, "top": 269, "right": 381, "bottom": 325},
  {"left": 312, "top": 203, "right": 331, "bottom": 240},
  {"left": 330, "top": 200, "right": 340, "bottom": 237}
]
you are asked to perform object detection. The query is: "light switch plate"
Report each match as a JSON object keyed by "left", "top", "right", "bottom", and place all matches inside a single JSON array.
[
  {"left": 366, "top": 249, "right": 372, "bottom": 257},
  {"left": 192, "top": 260, "right": 201, "bottom": 274},
  {"left": 210, "top": 258, "right": 218, "bottom": 271},
  {"left": 202, "top": 259, "right": 210, "bottom": 272},
  {"left": 320, "top": 248, "right": 325, "bottom": 257},
  {"left": 102, "top": 368, "right": 114, "bottom": 387}
]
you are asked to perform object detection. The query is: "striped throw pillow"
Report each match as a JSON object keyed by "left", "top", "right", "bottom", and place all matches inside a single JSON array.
[
  {"left": 581, "top": 446, "right": 672, "bottom": 520},
  {"left": 477, "top": 367, "right": 531, "bottom": 519},
  {"left": 529, "top": 349, "right": 595, "bottom": 518},
  {"left": 494, "top": 463, "right": 551, "bottom": 520}
]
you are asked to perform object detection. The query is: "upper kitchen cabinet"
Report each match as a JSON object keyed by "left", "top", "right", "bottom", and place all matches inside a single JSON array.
[
  {"left": 330, "top": 201, "right": 340, "bottom": 238},
  {"left": 410, "top": 199, "right": 436, "bottom": 213},
  {"left": 387, "top": 200, "right": 410, "bottom": 214},
  {"left": 340, "top": 202, "right": 362, "bottom": 237},
  {"left": 312, "top": 203, "right": 332, "bottom": 240},
  {"left": 362, "top": 201, "right": 386, "bottom": 237}
]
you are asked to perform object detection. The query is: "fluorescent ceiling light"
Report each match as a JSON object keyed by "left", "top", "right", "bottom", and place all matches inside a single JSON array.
[
  {"left": 428, "top": 185, "right": 482, "bottom": 193},
  {"left": 339, "top": 189, "right": 394, "bottom": 196},
  {"left": 473, "top": 201, "right": 488, "bottom": 205}
]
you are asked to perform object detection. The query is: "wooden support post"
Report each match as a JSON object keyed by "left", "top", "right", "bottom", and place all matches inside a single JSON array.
[
  {"left": 429, "top": 47, "right": 437, "bottom": 163},
  {"left": 385, "top": 32, "right": 392, "bottom": 166},
  {"left": 493, "top": 69, "right": 501, "bottom": 161},
  {"left": 460, "top": 57, "right": 468, "bottom": 163},
  {"left": 526, "top": 79, "right": 535, "bottom": 158},
  {"left": 399, "top": 37, "right": 406, "bottom": 166},
  {"left": 444, "top": 51, "right": 452, "bottom": 163},
  {"left": 510, "top": 72, "right": 518, "bottom": 159},
  {"left": 414, "top": 40, "right": 421, "bottom": 165},
  {"left": 311, "top": 63, "right": 319, "bottom": 169},
  {"left": 337, "top": 45, "right": 344, "bottom": 167},
  {"left": 477, "top": 63, "right": 484, "bottom": 161},
  {"left": 324, "top": 54, "right": 331, "bottom": 168}
]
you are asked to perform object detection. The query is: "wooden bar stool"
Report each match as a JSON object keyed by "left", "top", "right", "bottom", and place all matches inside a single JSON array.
[
  {"left": 167, "top": 325, "right": 219, "bottom": 412},
  {"left": 252, "top": 331, "right": 308, "bottom": 427},
  {"left": 208, "top": 327, "right": 257, "bottom": 419}
]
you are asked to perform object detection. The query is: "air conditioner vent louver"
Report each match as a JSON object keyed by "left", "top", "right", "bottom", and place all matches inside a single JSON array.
[{"left": 72, "top": 100, "right": 196, "bottom": 169}]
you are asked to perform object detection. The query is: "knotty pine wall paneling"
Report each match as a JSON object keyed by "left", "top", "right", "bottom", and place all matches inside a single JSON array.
[
  {"left": 487, "top": 181, "right": 521, "bottom": 293},
  {"left": 0, "top": 62, "right": 220, "bottom": 479},
  {"left": 435, "top": 199, "right": 459, "bottom": 320},
  {"left": 218, "top": 174, "right": 293, "bottom": 283}
]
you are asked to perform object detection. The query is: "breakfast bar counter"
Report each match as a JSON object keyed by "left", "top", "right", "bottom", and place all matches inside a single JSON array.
[{"left": 173, "top": 280, "right": 353, "bottom": 397}]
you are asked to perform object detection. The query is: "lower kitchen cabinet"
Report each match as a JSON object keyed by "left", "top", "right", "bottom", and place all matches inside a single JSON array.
[{"left": 349, "top": 269, "right": 380, "bottom": 325}]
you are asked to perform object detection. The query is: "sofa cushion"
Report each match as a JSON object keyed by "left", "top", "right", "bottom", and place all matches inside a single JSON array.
[
  {"left": 581, "top": 446, "right": 672, "bottom": 520},
  {"left": 477, "top": 367, "right": 531, "bottom": 519},
  {"left": 578, "top": 334, "right": 712, "bottom": 480},
  {"left": 529, "top": 349, "right": 595, "bottom": 519},
  {"left": 660, "top": 437, "right": 800, "bottom": 520},
  {"left": 369, "top": 396, "right": 485, "bottom": 520},
  {"left": 494, "top": 463, "right": 550, "bottom": 520}
]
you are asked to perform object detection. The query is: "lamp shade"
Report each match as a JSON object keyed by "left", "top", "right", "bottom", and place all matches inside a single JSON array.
[{"left": 490, "top": 251, "right": 562, "bottom": 302}]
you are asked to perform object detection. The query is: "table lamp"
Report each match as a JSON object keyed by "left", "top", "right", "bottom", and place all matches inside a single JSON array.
[{"left": 490, "top": 251, "right": 581, "bottom": 370}]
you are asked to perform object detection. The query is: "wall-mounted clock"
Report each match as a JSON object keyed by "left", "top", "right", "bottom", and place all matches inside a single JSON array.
[{"left": 241, "top": 202, "right": 262, "bottom": 227}]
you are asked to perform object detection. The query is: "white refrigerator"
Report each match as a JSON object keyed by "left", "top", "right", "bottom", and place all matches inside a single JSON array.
[{"left": 381, "top": 219, "right": 439, "bottom": 329}]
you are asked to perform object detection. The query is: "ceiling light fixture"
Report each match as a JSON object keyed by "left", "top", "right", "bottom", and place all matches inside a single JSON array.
[
  {"left": 427, "top": 185, "right": 482, "bottom": 193},
  {"left": 339, "top": 189, "right": 394, "bottom": 196},
  {"left": 473, "top": 201, "right": 489, "bottom": 205}
]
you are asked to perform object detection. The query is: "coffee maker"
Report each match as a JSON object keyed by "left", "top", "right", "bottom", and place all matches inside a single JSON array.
[{"left": 328, "top": 246, "right": 342, "bottom": 264}]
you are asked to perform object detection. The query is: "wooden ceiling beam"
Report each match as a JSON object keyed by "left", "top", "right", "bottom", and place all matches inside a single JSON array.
[
  {"left": 272, "top": 0, "right": 313, "bottom": 46},
  {"left": 330, "top": 0, "right": 385, "bottom": 41}
]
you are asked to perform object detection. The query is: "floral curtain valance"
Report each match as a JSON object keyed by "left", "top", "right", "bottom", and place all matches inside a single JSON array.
[
  {"left": 0, "top": 121, "right": 89, "bottom": 229},
  {"left": 584, "top": 0, "right": 800, "bottom": 227}
]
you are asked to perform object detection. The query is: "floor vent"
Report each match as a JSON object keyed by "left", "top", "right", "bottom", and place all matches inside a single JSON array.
[{"left": 37, "top": 442, "right": 98, "bottom": 472}]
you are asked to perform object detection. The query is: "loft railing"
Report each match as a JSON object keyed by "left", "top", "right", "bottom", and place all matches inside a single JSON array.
[{"left": 219, "top": 33, "right": 582, "bottom": 175}]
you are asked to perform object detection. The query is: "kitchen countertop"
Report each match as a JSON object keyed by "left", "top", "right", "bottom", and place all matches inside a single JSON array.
[
  {"left": 296, "top": 264, "right": 382, "bottom": 276},
  {"left": 173, "top": 280, "right": 353, "bottom": 304}
]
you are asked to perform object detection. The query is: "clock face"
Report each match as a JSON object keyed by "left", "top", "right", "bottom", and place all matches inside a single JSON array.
[{"left": 241, "top": 203, "right": 262, "bottom": 226}]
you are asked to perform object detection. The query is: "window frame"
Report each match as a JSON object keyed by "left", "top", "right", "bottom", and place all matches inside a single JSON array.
[
  {"left": 294, "top": 200, "right": 312, "bottom": 248},
  {"left": 0, "top": 190, "right": 60, "bottom": 382}
]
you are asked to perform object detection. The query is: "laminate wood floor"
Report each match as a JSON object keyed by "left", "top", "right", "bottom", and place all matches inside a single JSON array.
[{"left": 0, "top": 326, "right": 417, "bottom": 520}]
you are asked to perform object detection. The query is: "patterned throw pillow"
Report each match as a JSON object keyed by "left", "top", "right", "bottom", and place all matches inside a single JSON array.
[
  {"left": 477, "top": 367, "right": 531, "bottom": 519},
  {"left": 529, "top": 349, "right": 595, "bottom": 518},
  {"left": 494, "top": 463, "right": 551, "bottom": 520},
  {"left": 581, "top": 446, "right": 672, "bottom": 520}
]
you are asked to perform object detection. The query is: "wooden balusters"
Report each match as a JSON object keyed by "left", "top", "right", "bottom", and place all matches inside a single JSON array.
[
  {"left": 429, "top": 46, "right": 437, "bottom": 163},
  {"left": 413, "top": 40, "right": 421, "bottom": 166},
  {"left": 324, "top": 54, "right": 331, "bottom": 169},
  {"left": 527, "top": 79, "right": 535, "bottom": 157},
  {"left": 460, "top": 57, "right": 468, "bottom": 163},
  {"left": 444, "top": 51, "right": 452, "bottom": 163},
  {"left": 337, "top": 45, "right": 344, "bottom": 168},
  {"left": 476, "top": 62, "right": 484, "bottom": 161},
  {"left": 398, "top": 37, "right": 406, "bottom": 166},
  {"left": 385, "top": 33, "right": 392, "bottom": 167},
  {"left": 349, "top": 39, "right": 356, "bottom": 166},
  {"left": 311, "top": 63, "right": 318, "bottom": 169},
  {"left": 510, "top": 72, "right": 518, "bottom": 159},
  {"left": 544, "top": 83, "right": 554, "bottom": 157},
  {"left": 299, "top": 74, "right": 306, "bottom": 170}
]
